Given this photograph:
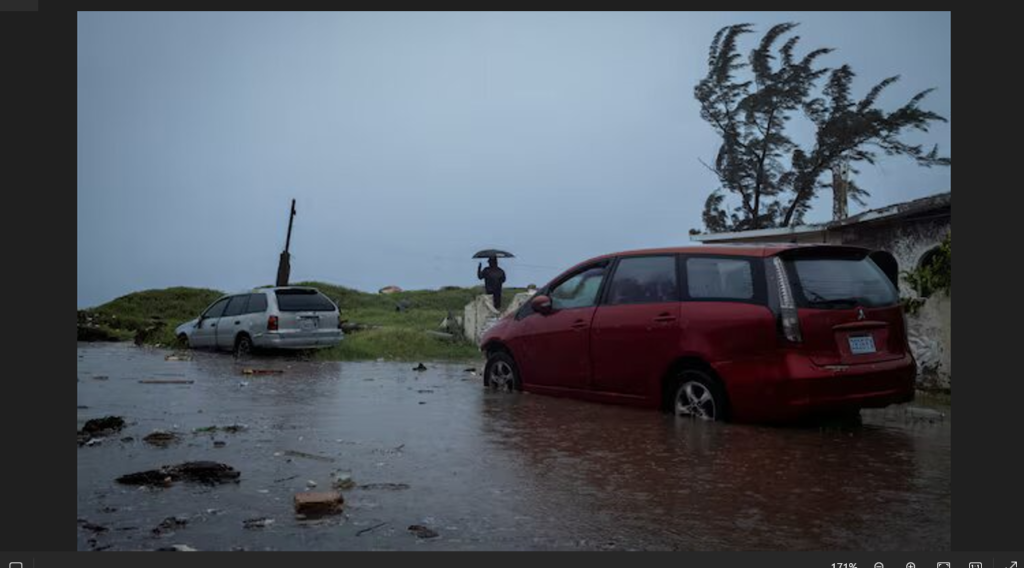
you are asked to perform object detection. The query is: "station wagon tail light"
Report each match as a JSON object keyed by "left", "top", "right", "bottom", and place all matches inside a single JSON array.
[
  {"left": 772, "top": 256, "right": 802, "bottom": 343},
  {"left": 267, "top": 315, "right": 279, "bottom": 331}
]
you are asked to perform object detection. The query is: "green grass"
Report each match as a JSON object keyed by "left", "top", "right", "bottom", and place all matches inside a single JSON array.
[{"left": 78, "top": 282, "right": 523, "bottom": 361}]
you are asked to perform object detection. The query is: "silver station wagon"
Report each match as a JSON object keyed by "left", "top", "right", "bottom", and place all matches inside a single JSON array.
[{"left": 175, "top": 286, "right": 344, "bottom": 355}]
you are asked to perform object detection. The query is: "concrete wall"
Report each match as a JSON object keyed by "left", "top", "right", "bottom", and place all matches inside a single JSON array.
[{"left": 463, "top": 291, "right": 535, "bottom": 346}]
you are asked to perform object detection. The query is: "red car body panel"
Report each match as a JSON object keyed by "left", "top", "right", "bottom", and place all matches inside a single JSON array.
[{"left": 481, "top": 245, "right": 916, "bottom": 423}]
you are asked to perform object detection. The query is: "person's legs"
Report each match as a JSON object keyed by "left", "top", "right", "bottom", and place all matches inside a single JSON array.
[{"left": 492, "top": 291, "right": 502, "bottom": 309}]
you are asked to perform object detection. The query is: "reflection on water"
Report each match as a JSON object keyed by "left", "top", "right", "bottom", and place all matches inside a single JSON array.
[{"left": 77, "top": 343, "right": 950, "bottom": 551}]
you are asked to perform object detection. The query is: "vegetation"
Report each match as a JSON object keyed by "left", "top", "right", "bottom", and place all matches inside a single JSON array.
[
  {"left": 901, "top": 232, "right": 951, "bottom": 314},
  {"left": 78, "top": 282, "right": 526, "bottom": 361},
  {"left": 695, "top": 23, "right": 950, "bottom": 233}
]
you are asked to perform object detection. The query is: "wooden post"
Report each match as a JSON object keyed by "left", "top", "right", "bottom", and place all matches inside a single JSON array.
[{"left": 275, "top": 199, "right": 296, "bottom": 286}]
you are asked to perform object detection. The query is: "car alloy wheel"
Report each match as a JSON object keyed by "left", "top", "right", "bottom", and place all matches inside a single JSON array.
[
  {"left": 674, "top": 376, "right": 717, "bottom": 420},
  {"left": 489, "top": 359, "right": 515, "bottom": 392}
]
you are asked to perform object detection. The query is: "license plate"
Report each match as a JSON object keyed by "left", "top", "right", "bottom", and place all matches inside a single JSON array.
[
  {"left": 848, "top": 334, "right": 876, "bottom": 355},
  {"left": 300, "top": 318, "right": 318, "bottom": 330}
]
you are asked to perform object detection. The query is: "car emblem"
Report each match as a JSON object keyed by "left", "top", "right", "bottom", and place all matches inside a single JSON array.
[{"left": 857, "top": 308, "right": 866, "bottom": 321}]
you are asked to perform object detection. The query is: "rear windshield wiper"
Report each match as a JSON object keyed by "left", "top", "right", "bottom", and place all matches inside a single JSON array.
[{"left": 804, "top": 291, "right": 860, "bottom": 307}]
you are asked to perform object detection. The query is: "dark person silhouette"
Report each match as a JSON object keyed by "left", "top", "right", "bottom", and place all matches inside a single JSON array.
[{"left": 477, "top": 257, "right": 506, "bottom": 309}]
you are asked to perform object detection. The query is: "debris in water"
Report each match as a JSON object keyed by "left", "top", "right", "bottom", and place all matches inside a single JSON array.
[
  {"left": 165, "top": 354, "right": 192, "bottom": 362},
  {"left": 116, "top": 461, "right": 240, "bottom": 487},
  {"left": 92, "top": 375, "right": 109, "bottom": 381},
  {"left": 138, "top": 379, "right": 194, "bottom": 385},
  {"left": 283, "top": 449, "right": 335, "bottom": 463},
  {"left": 408, "top": 524, "right": 439, "bottom": 539},
  {"left": 413, "top": 363, "right": 427, "bottom": 371},
  {"left": 332, "top": 472, "right": 356, "bottom": 490},
  {"left": 81, "top": 416, "right": 125, "bottom": 436},
  {"left": 213, "top": 440, "right": 226, "bottom": 448},
  {"left": 152, "top": 516, "right": 189, "bottom": 535},
  {"left": 293, "top": 491, "right": 344, "bottom": 517},
  {"left": 358, "top": 483, "right": 410, "bottom": 491},
  {"left": 356, "top": 522, "right": 388, "bottom": 536},
  {"left": 306, "top": 480, "right": 318, "bottom": 488},
  {"left": 243, "top": 517, "right": 275, "bottom": 529},
  {"left": 242, "top": 368, "right": 284, "bottom": 375},
  {"left": 143, "top": 431, "right": 181, "bottom": 447},
  {"left": 78, "top": 519, "right": 109, "bottom": 533},
  {"left": 155, "top": 544, "right": 198, "bottom": 552}
]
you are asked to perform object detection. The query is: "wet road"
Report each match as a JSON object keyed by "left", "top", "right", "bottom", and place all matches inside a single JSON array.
[{"left": 77, "top": 342, "right": 951, "bottom": 551}]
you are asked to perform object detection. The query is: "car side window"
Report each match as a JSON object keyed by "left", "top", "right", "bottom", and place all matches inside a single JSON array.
[
  {"left": 247, "top": 293, "right": 268, "bottom": 314},
  {"left": 686, "top": 257, "right": 754, "bottom": 300},
  {"left": 203, "top": 298, "right": 230, "bottom": 319},
  {"left": 223, "top": 295, "right": 249, "bottom": 317},
  {"left": 607, "top": 256, "right": 678, "bottom": 305},
  {"left": 550, "top": 265, "right": 607, "bottom": 310}
]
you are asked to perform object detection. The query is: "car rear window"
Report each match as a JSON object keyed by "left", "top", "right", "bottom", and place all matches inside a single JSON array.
[
  {"left": 788, "top": 257, "right": 899, "bottom": 308},
  {"left": 275, "top": 289, "right": 336, "bottom": 312}
]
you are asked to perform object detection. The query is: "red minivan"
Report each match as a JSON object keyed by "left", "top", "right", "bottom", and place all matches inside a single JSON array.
[{"left": 479, "top": 245, "right": 915, "bottom": 423}]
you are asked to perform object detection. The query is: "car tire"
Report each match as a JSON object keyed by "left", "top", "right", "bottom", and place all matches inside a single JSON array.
[
  {"left": 177, "top": 333, "right": 190, "bottom": 349},
  {"left": 484, "top": 351, "right": 520, "bottom": 392},
  {"left": 234, "top": 334, "right": 254, "bottom": 358},
  {"left": 671, "top": 369, "right": 729, "bottom": 421}
]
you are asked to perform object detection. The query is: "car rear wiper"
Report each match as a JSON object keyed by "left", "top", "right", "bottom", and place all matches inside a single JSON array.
[{"left": 804, "top": 291, "right": 860, "bottom": 307}]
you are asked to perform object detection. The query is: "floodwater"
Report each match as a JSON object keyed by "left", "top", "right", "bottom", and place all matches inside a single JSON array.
[{"left": 76, "top": 342, "right": 951, "bottom": 551}]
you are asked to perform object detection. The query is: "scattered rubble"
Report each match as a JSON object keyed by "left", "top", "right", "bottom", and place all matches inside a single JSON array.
[
  {"left": 143, "top": 431, "right": 181, "bottom": 447},
  {"left": 81, "top": 416, "right": 125, "bottom": 436},
  {"left": 358, "top": 483, "right": 410, "bottom": 491},
  {"left": 241, "top": 368, "right": 284, "bottom": 375},
  {"left": 79, "top": 416, "right": 126, "bottom": 446},
  {"left": 116, "top": 461, "right": 240, "bottom": 487},
  {"left": 408, "top": 524, "right": 439, "bottom": 539},
  {"left": 243, "top": 517, "right": 275, "bottom": 529},
  {"left": 331, "top": 472, "right": 356, "bottom": 490},
  {"left": 293, "top": 491, "right": 344, "bottom": 517},
  {"left": 155, "top": 544, "right": 198, "bottom": 552},
  {"left": 283, "top": 450, "right": 335, "bottom": 463},
  {"left": 152, "top": 516, "right": 189, "bottom": 535}
]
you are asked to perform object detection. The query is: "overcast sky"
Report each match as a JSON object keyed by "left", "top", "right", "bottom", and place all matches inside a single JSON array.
[{"left": 78, "top": 11, "right": 951, "bottom": 308}]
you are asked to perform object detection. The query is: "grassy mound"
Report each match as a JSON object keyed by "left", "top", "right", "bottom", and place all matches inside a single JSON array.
[{"left": 78, "top": 282, "right": 523, "bottom": 360}]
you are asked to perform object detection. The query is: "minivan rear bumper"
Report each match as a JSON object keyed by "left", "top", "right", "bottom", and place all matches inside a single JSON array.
[
  {"left": 254, "top": 329, "right": 344, "bottom": 349},
  {"left": 722, "top": 352, "right": 916, "bottom": 422}
]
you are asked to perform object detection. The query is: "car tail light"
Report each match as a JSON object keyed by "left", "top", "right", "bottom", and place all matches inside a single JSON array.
[
  {"left": 267, "top": 315, "right": 279, "bottom": 331},
  {"left": 772, "top": 256, "right": 802, "bottom": 343}
]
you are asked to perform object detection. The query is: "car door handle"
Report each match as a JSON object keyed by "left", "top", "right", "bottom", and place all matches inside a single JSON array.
[
  {"left": 570, "top": 320, "right": 588, "bottom": 331},
  {"left": 653, "top": 313, "right": 677, "bottom": 323},
  {"left": 234, "top": 320, "right": 241, "bottom": 325}
]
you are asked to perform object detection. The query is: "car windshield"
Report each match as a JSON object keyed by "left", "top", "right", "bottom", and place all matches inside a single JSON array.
[
  {"left": 788, "top": 256, "right": 898, "bottom": 308},
  {"left": 275, "top": 289, "right": 336, "bottom": 312}
]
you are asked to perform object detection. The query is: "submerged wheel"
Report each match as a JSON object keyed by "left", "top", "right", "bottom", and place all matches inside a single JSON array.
[
  {"left": 234, "top": 334, "right": 253, "bottom": 357},
  {"left": 484, "top": 351, "right": 520, "bottom": 392},
  {"left": 672, "top": 369, "right": 728, "bottom": 421},
  {"left": 177, "top": 333, "right": 190, "bottom": 349}
]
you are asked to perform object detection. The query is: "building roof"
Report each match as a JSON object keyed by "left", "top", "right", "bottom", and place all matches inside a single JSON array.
[{"left": 690, "top": 191, "right": 951, "bottom": 243}]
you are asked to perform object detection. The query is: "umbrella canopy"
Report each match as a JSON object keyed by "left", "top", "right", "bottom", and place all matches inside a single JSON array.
[{"left": 472, "top": 249, "right": 515, "bottom": 259}]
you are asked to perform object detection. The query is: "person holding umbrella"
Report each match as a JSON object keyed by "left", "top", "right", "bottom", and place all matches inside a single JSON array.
[{"left": 474, "top": 249, "right": 512, "bottom": 309}]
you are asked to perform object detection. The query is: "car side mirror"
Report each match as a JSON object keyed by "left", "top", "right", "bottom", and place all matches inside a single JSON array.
[{"left": 531, "top": 294, "right": 553, "bottom": 315}]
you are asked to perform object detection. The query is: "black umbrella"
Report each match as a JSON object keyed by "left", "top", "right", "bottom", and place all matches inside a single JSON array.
[{"left": 472, "top": 249, "right": 515, "bottom": 259}]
